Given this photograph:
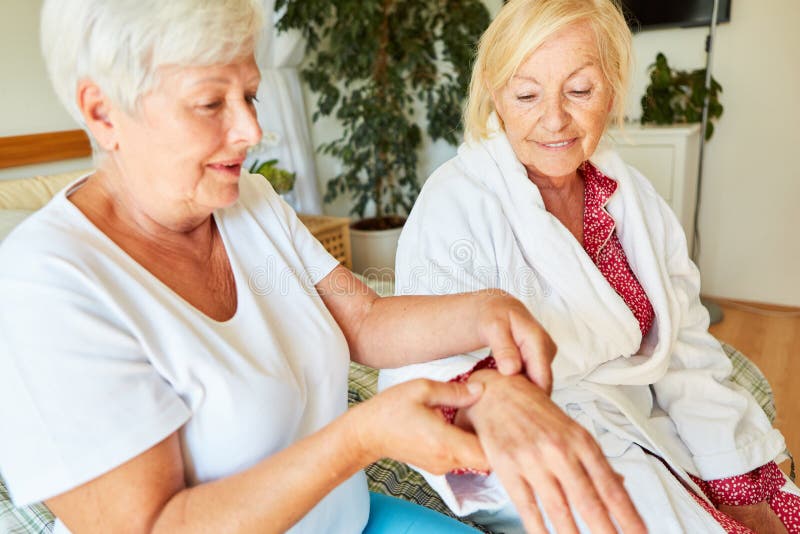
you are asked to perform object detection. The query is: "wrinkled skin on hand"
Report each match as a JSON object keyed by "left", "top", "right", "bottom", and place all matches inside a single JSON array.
[{"left": 460, "top": 371, "right": 647, "bottom": 534}]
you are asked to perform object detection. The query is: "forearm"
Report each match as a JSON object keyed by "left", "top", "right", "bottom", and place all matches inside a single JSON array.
[
  {"left": 352, "top": 290, "right": 507, "bottom": 367},
  {"left": 318, "top": 267, "right": 552, "bottom": 389},
  {"left": 152, "top": 408, "right": 372, "bottom": 533}
]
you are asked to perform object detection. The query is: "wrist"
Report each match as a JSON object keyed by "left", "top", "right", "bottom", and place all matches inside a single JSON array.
[
  {"left": 474, "top": 291, "right": 515, "bottom": 343},
  {"left": 341, "top": 403, "right": 382, "bottom": 467}
]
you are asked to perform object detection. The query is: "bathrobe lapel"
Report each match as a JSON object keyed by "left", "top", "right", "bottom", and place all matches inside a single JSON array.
[{"left": 455, "top": 114, "right": 688, "bottom": 386}]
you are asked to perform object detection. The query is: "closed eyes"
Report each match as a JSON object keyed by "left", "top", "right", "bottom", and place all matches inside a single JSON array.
[{"left": 199, "top": 93, "right": 259, "bottom": 111}]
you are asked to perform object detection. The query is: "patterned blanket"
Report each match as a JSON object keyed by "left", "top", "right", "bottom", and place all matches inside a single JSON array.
[{"left": 1, "top": 343, "right": 789, "bottom": 533}]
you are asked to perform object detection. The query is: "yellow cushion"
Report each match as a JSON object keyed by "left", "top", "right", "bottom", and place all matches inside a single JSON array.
[{"left": 0, "top": 170, "right": 91, "bottom": 210}]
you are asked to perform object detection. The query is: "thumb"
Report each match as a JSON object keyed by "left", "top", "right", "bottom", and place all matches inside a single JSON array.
[
  {"left": 485, "top": 324, "right": 524, "bottom": 376},
  {"left": 432, "top": 427, "right": 490, "bottom": 474},
  {"left": 421, "top": 380, "right": 484, "bottom": 409},
  {"left": 520, "top": 337, "right": 554, "bottom": 394}
]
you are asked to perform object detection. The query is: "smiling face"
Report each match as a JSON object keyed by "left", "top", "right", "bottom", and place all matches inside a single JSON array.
[
  {"left": 104, "top": 55, "right": 262, "bottom": 226},
  {"left": 491, "top": 21, "right": 614, "bottom": 185}
]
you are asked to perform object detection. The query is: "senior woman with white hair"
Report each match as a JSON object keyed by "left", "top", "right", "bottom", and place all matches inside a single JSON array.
[
  {"left": 0, "top": 1, "right": 650, "bottom": 533},
  {"left": 380, "top": 0, "right": 800, "bottom": 533}
]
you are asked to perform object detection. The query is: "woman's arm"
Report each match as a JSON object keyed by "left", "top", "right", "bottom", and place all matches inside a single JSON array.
[
  {"left": 44, "top": 379, "right": 488, "bottom": 534},
  {"left": 316, "top": 265, "right": 556, "bottom": 391}
]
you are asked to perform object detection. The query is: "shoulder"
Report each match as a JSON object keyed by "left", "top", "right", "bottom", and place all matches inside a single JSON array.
[
  {"left": 397, "top": 152, "right": 511, "bottom": 271},
  {"left": 219, "top": 172, "right": 295, "bottom": 240},
  {"left": 0, "top": 195, "right": 108, "bottom": 289},
  {"left": 233, "top": 171, "right": 285, "bottom": 216},
  {"left": 227, "top": 173, "right": 339, "bottom": 282},
  {"left": 411, "top": 153, "right": 503, "bottom": 225}
]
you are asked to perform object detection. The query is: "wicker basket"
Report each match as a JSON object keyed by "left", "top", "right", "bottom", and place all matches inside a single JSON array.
[{"left": 298, "top": 214, "right": 352, "bottom": 269}]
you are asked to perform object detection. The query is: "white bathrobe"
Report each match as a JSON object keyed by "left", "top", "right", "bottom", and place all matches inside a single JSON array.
[{"left": 379, "top": 115, "right": 792, "bottom": 532}]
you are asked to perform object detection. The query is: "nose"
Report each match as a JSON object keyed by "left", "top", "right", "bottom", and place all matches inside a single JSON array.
[
  {"left": 540, "top": 93, "right": 570, "bottom": 133},
  {"left": 229, "top": 99, "right": 262, "bottom": 148}
]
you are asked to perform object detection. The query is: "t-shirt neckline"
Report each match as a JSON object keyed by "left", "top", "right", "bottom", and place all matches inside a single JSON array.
[{"left": 59, "top": 174, "right": 243, "bottom": 325}]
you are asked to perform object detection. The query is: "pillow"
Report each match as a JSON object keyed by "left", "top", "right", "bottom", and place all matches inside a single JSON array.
[
  {"left": 0, "top": 210, "right": 34, "bottom": 243},
  {"left": 0, "top": 170, "right": 89, "bottom": 211}
]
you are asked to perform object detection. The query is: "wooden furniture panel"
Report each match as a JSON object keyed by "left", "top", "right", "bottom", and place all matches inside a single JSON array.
[{"left": 0, "top": 130, "right": 91, "bottom": 170}]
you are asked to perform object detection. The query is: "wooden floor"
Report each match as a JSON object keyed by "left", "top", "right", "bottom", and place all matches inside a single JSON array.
[{"left": 707, "top": 299, "right": 800, "bottom": 471}]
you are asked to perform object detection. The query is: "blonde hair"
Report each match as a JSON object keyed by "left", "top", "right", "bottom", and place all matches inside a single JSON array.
[
  {"left": 41, "top": 0, "right": 264, "bottom": 131},
  {"left": 464, "top": 0, "right": 632, "bottom": 139}
]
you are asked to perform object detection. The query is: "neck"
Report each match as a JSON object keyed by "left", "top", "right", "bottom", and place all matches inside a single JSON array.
[
  {"left": 527, "top": 169, "right": 582, "bottom": 199},
  {"left": 71, "top": 166, "right": 217, "bottom": 262}
]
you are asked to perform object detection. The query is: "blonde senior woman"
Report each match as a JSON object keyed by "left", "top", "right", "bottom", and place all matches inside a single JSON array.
[
  {"left": 380, "top": 0, "right": 800, "bottom": 533},
  {"left": 0, "top": 1, "right": 649, "bottom": 533}
]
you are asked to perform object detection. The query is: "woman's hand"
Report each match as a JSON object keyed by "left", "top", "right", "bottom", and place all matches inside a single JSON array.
[
  {"left": 475, "top": 292, "right": 557, "bottom": 393},
  {"left": 719, "top": 502, "right": 787, "bottom": 534},
  {"left": 461, "top": 370, "right": 646, "bottom": 534},
  {"left": 348, "top": 379, "right": 490, "bottom": 474}
]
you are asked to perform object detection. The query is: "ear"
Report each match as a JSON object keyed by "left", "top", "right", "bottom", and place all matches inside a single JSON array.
[
  {"left": 607, "top": 94, "right": 615, "bottom": 114},
  {"left": 76, "top": 80, "right": 119, "bottom": 151}
]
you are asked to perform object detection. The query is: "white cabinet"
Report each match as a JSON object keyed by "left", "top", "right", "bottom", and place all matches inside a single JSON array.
[{"left": 606, "top": 123, "right": 701, "bottom": 253}]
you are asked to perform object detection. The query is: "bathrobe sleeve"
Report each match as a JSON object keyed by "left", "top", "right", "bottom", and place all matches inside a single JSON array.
[
  {"left": 379, "top": 162, "right": 518, "bottom": 389},
  {"left": 377, "top": 162, "right": 516, "bottom": 516},
  {"left": 649, "top": 196, "right": 786, "bottom": 480}
]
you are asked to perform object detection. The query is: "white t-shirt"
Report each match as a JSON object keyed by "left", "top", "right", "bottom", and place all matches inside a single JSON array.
[{"left": 0, "top": 173, "right": 368, "bottom": 533}]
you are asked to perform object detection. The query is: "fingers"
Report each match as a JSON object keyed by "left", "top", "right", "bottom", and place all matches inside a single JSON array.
[
  {"left": 510, "top": 310, "right": 556, "bottom": 393},
  {"left": 429, "top": 422, "right": 490, "bottom": 473},
  {"left": 494, "top": 467, "right": 549, "bottom": 534},
  {"left": 407, "top": 380, "right": 489, "bottom": 471},
  {"left": 578, "top": 445, "right": 646, "bottom": 534},
  {"left": 483, "top": 319, "right": 524, "bottom": 376},
  {"left": 520, "top": 337, "right": 554, "bottom": 394},
  {"left": 532, "top": 472, "right": 581, "bottom": 534},
  {"left": 491, "top": 442, "right": 580, "bottom": 534},
  {"left": 557, "top": 459, "right": 618, "bottom": 534},
  {"left": 479, "top": 296, "right": 557, "bottom": 393}
]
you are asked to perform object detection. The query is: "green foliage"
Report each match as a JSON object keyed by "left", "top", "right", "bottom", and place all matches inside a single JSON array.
[
  {"left": 249, "top": 158, "right": 296, "bottom": 194},
  {"left": 641, "top": 52, "right": 724, "bottom": 141},
  {"left": 276, "top": 0, "right": 490, "bottom": 218}
]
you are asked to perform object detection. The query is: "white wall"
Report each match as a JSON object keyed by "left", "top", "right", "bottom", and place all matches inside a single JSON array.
[
  {"left": 0, "top": 0, "right": 92, "bottom": 180},
  {"left": 308, "top": 0, "right": 800, "bottom": 306},
  {"left": 626, "top": 1, "right": 800, "bottom": 306}
]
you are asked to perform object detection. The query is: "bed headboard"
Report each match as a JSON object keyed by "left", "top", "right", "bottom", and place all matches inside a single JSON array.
[{"left": 0, "top": 129, "right": 91, "bottom": 170}]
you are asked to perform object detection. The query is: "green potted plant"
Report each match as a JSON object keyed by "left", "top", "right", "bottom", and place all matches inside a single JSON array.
[
  {"left": 275, "top": 0, "right": 489, "bottom": 273},
  {"left": 246, "top": 131, "right": 298, "bottom": 207},
  {"left": 641, "top": 52, "right": 723, "bottom": 140}
]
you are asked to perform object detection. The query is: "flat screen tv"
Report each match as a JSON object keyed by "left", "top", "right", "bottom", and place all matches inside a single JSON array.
[{"left": 620, "top": 0, "right": 732, "bottom": 30}]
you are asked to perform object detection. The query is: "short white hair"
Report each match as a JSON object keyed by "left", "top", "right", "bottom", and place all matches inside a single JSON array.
[{"left": 41, "top": 0, "right": 264, "bottom": 128}]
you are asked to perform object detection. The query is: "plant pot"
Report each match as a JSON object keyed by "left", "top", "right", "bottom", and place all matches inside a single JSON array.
[{"left": 349, "top": 216, "right": 406, "bottom": 277}]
